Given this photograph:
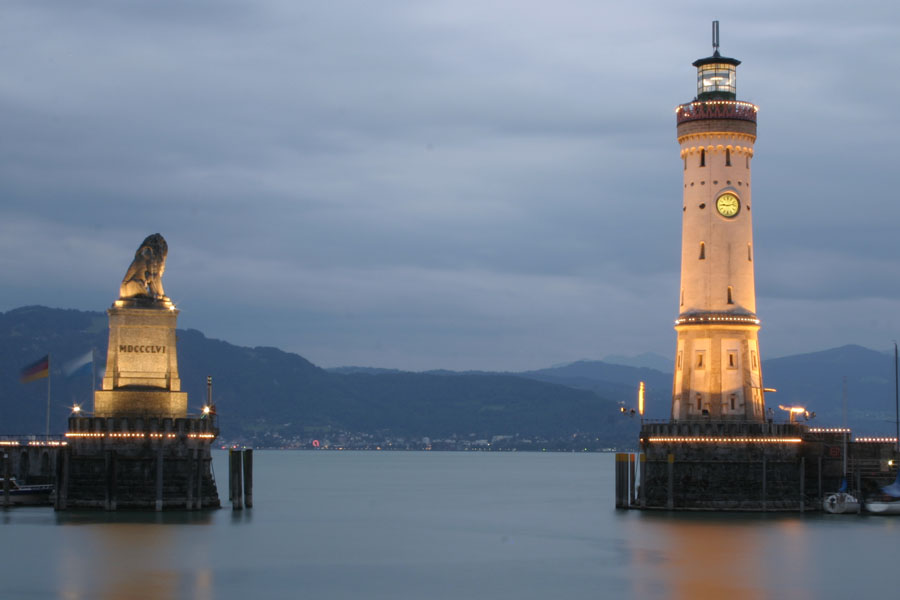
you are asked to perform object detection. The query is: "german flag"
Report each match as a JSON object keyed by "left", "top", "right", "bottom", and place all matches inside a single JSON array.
[{"left": 20, "top": 355, "right": 49, "bottom": 383}]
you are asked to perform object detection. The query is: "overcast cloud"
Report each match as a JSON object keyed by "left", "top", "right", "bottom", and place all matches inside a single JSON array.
[{"left": 1, "top": 0, "right": 898, "bottom": 370}]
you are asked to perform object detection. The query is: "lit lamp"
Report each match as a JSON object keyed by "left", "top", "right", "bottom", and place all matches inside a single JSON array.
[
  {"left": 638, "top": 381, "right": 645, "bottom": 424},
  {"left": 71, "top": 404, "right": 82, "bottom": 415},
  {"left": 778, "top": 405, "right": 806, "bottom": 424}
]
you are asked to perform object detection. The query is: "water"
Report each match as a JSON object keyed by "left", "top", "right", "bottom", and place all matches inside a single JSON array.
[{"left": 0, "top": 451, "right": 896, "bottom": 599}]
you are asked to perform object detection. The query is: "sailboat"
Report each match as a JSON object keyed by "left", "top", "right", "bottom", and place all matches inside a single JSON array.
[
  {"left": 824, "top": 379, "right": 860, "bottom": 514},
  {"left": 866, "top": 344, "right": 900, "bottom": 514},
  {"left": 864, "top": 470, "right": 900, "bottom": 515},
  {"left": 824, "top": 478, "right": 860, "bottom": 514}
]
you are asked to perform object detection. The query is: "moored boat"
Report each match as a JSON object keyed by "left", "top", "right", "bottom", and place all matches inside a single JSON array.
[
  {"left": 0, "top": 478, "right": 53, "bottom": 506},
  {"left": 864, "top": 498, "right": 900, "bottom": 515},
  {"left": 823, "top": 490, "right": 860, "bottom": 514},
  {"left": 863, "top": 469, "right": 900, "bottom": 515}
]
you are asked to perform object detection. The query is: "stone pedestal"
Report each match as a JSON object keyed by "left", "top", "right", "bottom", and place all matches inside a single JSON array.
[{"left": 94, "top": 301, "right": 187, "bottom": 418}]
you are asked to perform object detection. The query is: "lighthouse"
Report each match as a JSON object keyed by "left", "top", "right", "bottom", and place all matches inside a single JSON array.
[{"left": 671, "top": 22, "right": 765, "bottom": 422}]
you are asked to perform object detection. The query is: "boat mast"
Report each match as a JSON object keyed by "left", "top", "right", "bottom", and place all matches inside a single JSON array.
[
  {"left": 894, "top": 341, "right": 898, "bottom": 454},
  {"left": 842, "top": 376, "right": 848, "bottom": 480}
]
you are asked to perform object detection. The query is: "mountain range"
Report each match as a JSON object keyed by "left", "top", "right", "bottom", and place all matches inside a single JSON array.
[{"left": 1, "top": 306, "right": 897, "bottom": 447}]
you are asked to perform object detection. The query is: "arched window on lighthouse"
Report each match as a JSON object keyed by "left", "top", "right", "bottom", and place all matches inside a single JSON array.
[
  {"left": 700, "top": 149, "right": 706, "bottom": 167},
  {"left": 727, "top": 351, "right": 737, "bottom": 369},
  {"left": 727, "top": 286, "right": 734, "bottom": 304},
  {"left": 699, "top": 242, "right": 706, "bottom": 260},
  {"left": 725, "top": 148, "right": 732, "bottom": 166},
  {"left": 748, "top": 243, "right": 753, "bottom": 261}
]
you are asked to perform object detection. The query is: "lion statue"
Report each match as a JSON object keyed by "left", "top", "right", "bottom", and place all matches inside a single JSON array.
[{"left": 119, "top": 233, "right": 169, "bottom": 300}]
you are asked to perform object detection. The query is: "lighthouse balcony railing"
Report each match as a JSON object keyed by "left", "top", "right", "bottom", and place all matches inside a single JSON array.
[{"left": 676, "top": 100, "right": 758, "bottom": 124}]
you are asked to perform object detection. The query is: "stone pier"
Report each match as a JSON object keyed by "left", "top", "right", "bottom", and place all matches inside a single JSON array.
[{"left": 59, "top": 416, "right": 219, "bottom": 510}]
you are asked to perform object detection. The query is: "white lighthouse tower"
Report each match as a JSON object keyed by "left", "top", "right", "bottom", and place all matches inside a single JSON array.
[{"left": 671, "top": 22, "right": 765, "bottom": 422}]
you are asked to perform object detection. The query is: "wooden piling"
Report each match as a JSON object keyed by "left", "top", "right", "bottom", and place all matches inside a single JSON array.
[
  {"left": 817, "top": 456, "right": 822, "bottom": 501},
  {"left": 614, "top": 454, "right": 622, "bottom": 508},
  {"left": 59, "top": 447, "right": 69, "bottom": 510},
  {"left": 108, "top": 450, "right": 117, "bottom": 511},
  {"left": 185, "top": 448, "right": 194, "bottom": 510},
  {"left": 243, "top": 449, "right": 253, "bottom": 509},
  {"left": 195, "top": 449, "right": 203, "bottom": 510},
  {"left": 3, "top": 453, "right": 10, "bottom": 507},
  {"left": 228, "top": 449, "right": 234, "bottom": 502},
  {"left": 639, "top": 453, "right": 646, "bottom": 508},
  {"left": 799, "top": 457, "right": 806, "bottom": 513},
  {"left": 628, "top": 453, "right": 635, "bottom": 507},
  {"left": 666, "top": 453, "right": 674, "bottom": 509},
  {"left": 231, "top": 449, "right": 243, "bottom": 510},
  {"left": 155, "top": 446, "right": 164, "bottom": 512},
  {"left": 54, "top": 449, "right": 63, "bottom": 511}
]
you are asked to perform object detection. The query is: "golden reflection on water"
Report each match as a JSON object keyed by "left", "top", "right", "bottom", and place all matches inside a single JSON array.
[
  {"left": 631, "top": 516, "right": 812, "bottom": 600},
  {"left": 56, "top": 516, "right": 214, "bottom": 600}
]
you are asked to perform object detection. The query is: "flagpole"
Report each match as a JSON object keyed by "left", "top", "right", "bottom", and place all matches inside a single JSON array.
[
  {"left": 91, "top": 347, "right": 96, "bottom": 413},
  {"left": 46, "top": 354, "right": 51, "bottom": 437}
]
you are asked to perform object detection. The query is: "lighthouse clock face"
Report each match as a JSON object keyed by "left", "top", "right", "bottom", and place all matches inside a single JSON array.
[{"left": 716, "top": 192, "right": 740, "bottom": 218}]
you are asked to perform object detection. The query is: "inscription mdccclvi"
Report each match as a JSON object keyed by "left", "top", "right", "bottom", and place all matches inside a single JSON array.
[{"left": 119, "top": 345, "right": 166, "bottom": 353}]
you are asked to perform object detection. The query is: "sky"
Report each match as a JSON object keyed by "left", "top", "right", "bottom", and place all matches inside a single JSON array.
[{"left": 1, "top": 1, "right": 898, "bottom": 372}]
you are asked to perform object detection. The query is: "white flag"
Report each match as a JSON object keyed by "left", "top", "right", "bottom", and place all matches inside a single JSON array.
[{"left": 63, "top": 350, "right": 93, "bottom": 377}]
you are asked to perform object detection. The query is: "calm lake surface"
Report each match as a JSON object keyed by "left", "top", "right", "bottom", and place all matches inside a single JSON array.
[{"left": 0, "top": 451, "right": 896, "bottom": 599}]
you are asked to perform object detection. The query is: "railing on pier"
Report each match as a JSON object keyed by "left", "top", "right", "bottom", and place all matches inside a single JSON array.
[{"left": 0, "top": 435, "right": 68, "bottom": 447}]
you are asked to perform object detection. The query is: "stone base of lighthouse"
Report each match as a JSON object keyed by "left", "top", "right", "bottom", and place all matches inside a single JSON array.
[
  {"left": 671, "top": 319, "right": 765, "bottom": 422},
  {"left": 613, "top": 423, "right": 900, "bottom": 512}
]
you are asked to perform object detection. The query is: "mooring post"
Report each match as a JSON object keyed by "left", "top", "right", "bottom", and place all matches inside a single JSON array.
[
  {"left": 666, "top": 453, "right": 674, "bottom": 510},
  {"left": 155, "top": 445, "right": 164, "bottom": 512},
  {"left": 639, "top": 453, "right": 646, "bottom": 508},
  {"left": 614, "top": 454, "right": 622, "bottom": 508},
  {"left": 104, "top": 450, "right": 112, "bottom": 511},
  {"left": 60, "top": 447, "right": 69, "bottom": 510},
  {"left": 761, "top": 455, "right": 767, "bottom": 512},
  {"left": 54, "top": 449, "right": 63, "bottom": 511},
  {"left": 3, "top": 453, "right": 10, "bottom": 507},
  {"left": 185, "top": 447, "right": 194, "bottom": 510},
  {"left": 817, "top": 456, "right": 822, "bottom": 501},
  {"left": 799, "top": 457, "right": 806, "bottom": 513},
  {"left": 628, "top": 453, "right": 635, "bottom": 507},
  {"left": 231, "top": 450, "right": 243, "bottom": 510},
  {"left": 109, "top": 450, "right": 117, "bottom": 511},
  {"left": 228, "top": 449, "right": 234, "bottom": 502},
  {"left": 243, "top": 449, "right": 253, "bottom": 509},
  {"left": 195, "top": 449, "right": 203, "bottom": 510}
]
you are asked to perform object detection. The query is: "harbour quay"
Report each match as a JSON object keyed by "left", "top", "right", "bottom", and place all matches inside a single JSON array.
[{"left": 615, "top": 423, "right": 899, "bottom": 511}]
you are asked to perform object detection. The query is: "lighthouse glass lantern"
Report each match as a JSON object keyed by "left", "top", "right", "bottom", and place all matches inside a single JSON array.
[{"left": 695, "top": 56, "right": 739, "bottom": 100}]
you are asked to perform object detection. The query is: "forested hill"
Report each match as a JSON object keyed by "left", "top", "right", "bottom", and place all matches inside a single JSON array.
[
  {"left": 0, "top": 306, "right": 636, "bottom": 446},
  {"left": 3, "top": 306, "right": 895, "bottom": 446}
]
